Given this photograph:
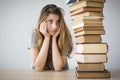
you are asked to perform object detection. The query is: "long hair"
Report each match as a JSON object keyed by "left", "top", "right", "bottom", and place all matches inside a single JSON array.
[{"left": 35, "top": 4, "right": 73, "bottom": 57}]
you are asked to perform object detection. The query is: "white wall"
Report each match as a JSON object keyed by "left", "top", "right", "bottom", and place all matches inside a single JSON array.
[{"left": 0, "top": 0, "right": 120, "bottom": 69}]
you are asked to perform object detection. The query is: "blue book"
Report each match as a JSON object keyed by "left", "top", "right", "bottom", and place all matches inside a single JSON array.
[{"left": 66, "top": 0, "right": 76, "bottom": 5}]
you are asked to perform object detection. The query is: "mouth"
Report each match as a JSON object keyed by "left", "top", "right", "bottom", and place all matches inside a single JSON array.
[
  {"left": 48, "top": 30, "right": 57, "bottom": 35},
  {"left": 49, "top": 30, "right": 56, "bottom": 32}
]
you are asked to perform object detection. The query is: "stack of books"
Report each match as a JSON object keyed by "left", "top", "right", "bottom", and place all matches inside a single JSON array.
[{"left": 67, "top": 0, "right": 110, "bottom": 79}]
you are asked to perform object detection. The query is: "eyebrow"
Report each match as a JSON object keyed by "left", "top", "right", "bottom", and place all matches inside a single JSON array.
[{"left": 47, "top": 19, "right": 60, "bottom": 22}]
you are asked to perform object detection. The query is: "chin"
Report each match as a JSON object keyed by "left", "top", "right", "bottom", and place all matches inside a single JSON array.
[
  {"left": 49, "top": 32, "right": 55, "bottom": 36},
  {"left": 50, "top": 33, "right": 55, "bottom": 36}
]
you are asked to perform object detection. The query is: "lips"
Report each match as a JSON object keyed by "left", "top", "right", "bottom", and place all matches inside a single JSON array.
[{"left": 49, "top": 30, "right": 56, "bottom": 32}]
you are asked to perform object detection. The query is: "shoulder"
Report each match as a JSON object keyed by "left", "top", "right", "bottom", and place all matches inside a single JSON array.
[
  {"left": 62, "top": 52, "right": 69, "bottom": 56},
  {"left": 28, "top": 28, "right": 38, "bottom": 48},
  {"left": 30, "top": 28, "right": 36, "bottom": 35},
  {"left": 29, "top": 28, "right": 37, "bottom": 39}
]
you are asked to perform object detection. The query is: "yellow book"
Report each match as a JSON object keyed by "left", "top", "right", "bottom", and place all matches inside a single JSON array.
[
  {"left": 75, "top": 69, "right": 110, "bottom": 79},
  {"left": 76, "top": 43, "right": 108, "bottom": 53},
  {"left": 74, "top": 26, "right": 104, "bottom": 33},
  {"left": 76, "top": 35, "right": 102, "bottom": 43},
  {"left": 77, "top": 63, "right": 105, "bottom": 71},
  {"left": 71, "top": 12, "right": 103, "bottom": 20},
  {"left": 74, "top": 30, "right": 105, "bottom": 36},
  {"left": 75, "top": 54, "right": 107, "bottom": 63}
]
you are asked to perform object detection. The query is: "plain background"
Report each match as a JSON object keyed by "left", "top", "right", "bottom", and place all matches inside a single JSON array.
[{"left": 0, "top": 0, "right": 120, "bottom": 69}]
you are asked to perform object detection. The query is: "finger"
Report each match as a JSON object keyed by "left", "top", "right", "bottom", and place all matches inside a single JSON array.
[
  {"left": 56, "top": 28, "right": 60, "bottom": 36},
  {"left": 43, "top": 21, "right": 46, "bottom": 33},
  {"left": 39, "top": 23, "right": 43, "bottom": 33},
  {"left": 40, "top": 22, "right": 44, "bottom": 33},
  {"left": 44, "top": 21, "right": 47, "bottom": 32},
  {"left": 57, "top": 28, "right": 60, "bottom": 33}
]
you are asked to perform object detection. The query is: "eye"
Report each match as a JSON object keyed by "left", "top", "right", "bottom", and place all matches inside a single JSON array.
[
  {"left": 56, "top": 20, "right": 60, "bottom": 26},
  {"left": 47, "top": 20, "right": 53, "bottom": 24}
]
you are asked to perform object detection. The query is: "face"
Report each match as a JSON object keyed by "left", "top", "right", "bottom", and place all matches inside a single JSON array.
[{"left": 46, "top": 14, "right": 60, "bottom": 35}]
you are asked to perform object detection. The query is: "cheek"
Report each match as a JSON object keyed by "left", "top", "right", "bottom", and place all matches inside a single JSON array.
[
  {"left": 47, "top": 26, "right": 50, "bottom": 30},
  {"left": 56, "top": 25, "right": 60, "bottom": 29},
  {"left": 48, "top": 26, "right": 59, "bottom": 30}
]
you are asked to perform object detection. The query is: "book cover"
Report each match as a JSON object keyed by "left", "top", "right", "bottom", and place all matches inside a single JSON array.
[
  {"left": 66, "top": 0, "right": 76, "bottom": 4},
  {"left": 75, "top": 54, "right": 107, "bottom": 63},
  {"left": 70, "top": 7, "right": 103, "bottom": 16},
  {"left": 75, "top": 69, "right": 110, "bottom": 78},
  {"left": 76, "top": 43, "right": 108, "bottom": 53},
  {"left": 76, "top": 35, "right": 102, "bottom": 43},
  {"left": 70, "top": 1, "right": 104, "bottom": 11},
  {"left": 74, "top": 26, "right": 104, "bottom": 33},
  {"left": 72, "top": 16, "right": 104, "bottom": 21},
  {"left": 71, "top": 12, "right": 103, "bottom": 20},
  {"left": 72, "top": 18, "right": 103, "bottom": 26},
  {"left": 77, "top": 63, "right": 105, "bottom": 71},
  {"left": 74, "top": 30, "right": 105, "bottom": 36},
  {"left": 76, "top": 0, "right": 106, "bottom": 3},
  {"left": 72, "top": 22, "right": 103, "bottom": 29}
]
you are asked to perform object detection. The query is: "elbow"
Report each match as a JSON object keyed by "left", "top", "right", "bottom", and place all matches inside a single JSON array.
[
  {"left": 34, "top": 64, "right": 44, "bottom": 71},
  {"left": 54, "top": 63, "right": 65, "bottom": 71},
  {"left": 35, "top": 67, "right": 44, "bottom": 72},
  {"left": 54, "top": 66, "right": 63, "bottom": 72}
]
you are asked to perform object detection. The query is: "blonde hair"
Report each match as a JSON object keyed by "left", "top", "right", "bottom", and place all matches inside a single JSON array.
[{"left": 35, "top": 4, "right": 73, "bottom": 57}]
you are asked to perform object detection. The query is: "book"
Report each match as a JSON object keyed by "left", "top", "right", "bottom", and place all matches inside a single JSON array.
[
  {"left": 66, "top": 0, "right": 76, "bottom": 5},
  {"left": 76, "top": 35, "right": 102, "bottom": 43},
  {"left": 72, "top": 22, "right": 103, "bottom": 29},
  {"left": 71, "top": 12, "right": 103, "bottom": 20},
  {"left": 75, "top": 69, "right": 110, "bottom": 79},
  {"left": 70, "top": 1, "right": 104, "bottom": 11},
  {"left": 72, "top": 16, "right": 104, "bottom": 21},
  {"left": 74, "top": 26, "right": 104, "bottom": 33},
  {"left": 76, "top": 0, "right": 106, "bottom": 3},
  {"left": 70, "top": 7, "right": 103, "bottom": 16},
  {"left": 72, "top": 18, "right": 103, "bottom": 26},
  {"left": 75, "top": 54, "right": 107, "bottom": 63},
  {"left": 76, "top": 43, "right": 108, "bottom": 53},
  {"left": 77, "top": 63, "right": 105, "bottom": 71},
  {"left": 74, "top": 30, "right": 105, "bottom": 36},
  {"left": 66, "top": 0, "right": 106, "bottom": 5}
]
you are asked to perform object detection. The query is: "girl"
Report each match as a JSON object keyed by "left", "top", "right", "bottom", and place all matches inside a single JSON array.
[{"left": 29, "top": 4, "right": 73, "bottom": 71}]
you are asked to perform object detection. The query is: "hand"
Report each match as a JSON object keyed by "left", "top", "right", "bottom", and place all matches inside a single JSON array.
[
  {"left": 52, "top": 28, "right": 60, "bottom": 38},
  {"left": 39, "top": 21, "right": 50, "bottom": 38}
]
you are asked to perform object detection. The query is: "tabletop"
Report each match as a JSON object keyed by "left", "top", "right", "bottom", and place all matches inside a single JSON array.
[{"left": 0, "top": 68, "right": 120, "bottom": 80}]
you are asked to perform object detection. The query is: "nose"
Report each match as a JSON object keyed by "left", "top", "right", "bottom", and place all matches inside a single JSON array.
[{"left": 51, "top": 23, "right": 57, "bottom": 29}]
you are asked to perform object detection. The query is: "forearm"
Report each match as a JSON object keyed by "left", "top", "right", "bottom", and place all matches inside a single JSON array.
[
  {"left": 52, "top": 37, "right": 65, "bottom": 71},
  {"left": 34, "top": 37, "right": 50, "bottom": 70}
]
